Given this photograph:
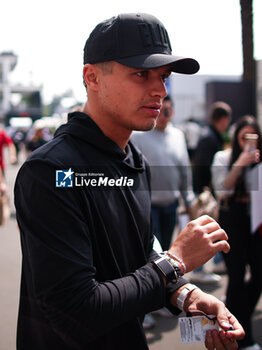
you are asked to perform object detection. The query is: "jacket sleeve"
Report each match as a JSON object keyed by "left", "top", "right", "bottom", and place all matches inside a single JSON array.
[{"left": 15, "top": 160, "right": 185, "bottom": 344}]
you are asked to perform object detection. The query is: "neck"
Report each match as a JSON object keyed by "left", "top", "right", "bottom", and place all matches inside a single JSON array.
[{"left": 83, "top": 101, "right": 131, "bottom": 152}]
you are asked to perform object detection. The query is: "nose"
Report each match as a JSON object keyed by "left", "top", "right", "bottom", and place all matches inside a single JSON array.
[{"left": 150, "top": 78, "right": 167, "bottom": 99}]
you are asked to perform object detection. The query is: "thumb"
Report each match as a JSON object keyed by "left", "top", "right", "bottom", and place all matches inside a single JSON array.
[{"left": 216, "top": 306, "right": 233, "bottom": 331}]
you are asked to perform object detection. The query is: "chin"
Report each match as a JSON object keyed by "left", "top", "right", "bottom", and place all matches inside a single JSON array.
[
  {"left": 135, "top": 125, "right": 155, "bottom": 132},
  {"left": 135, "top": 120, "right": 156, "bottom": 132}
]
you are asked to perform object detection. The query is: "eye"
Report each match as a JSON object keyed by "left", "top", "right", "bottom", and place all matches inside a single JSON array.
[
  {"left": 162, "top": 73, "right": 171, "bottom": 83},
  {"left": 136, "top": 71, "right": 148, "bottom": 78}
]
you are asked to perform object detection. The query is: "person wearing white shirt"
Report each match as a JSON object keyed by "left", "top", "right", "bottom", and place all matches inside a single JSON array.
[
  {"left": 212, "top": 115, "right": 262, "bottom": 350},
  {"left": 132, "top": 95, "right": 194, "bottom": 251}
]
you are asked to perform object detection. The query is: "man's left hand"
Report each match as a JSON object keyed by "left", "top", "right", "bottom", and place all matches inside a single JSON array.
[{"left": 183, "top": 288, "right": 245, "bottom": 350}]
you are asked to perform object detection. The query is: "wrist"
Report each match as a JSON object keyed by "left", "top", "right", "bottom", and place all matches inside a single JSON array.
[
  {"left": 151, "top": 251, "right": 182, "bottom": 284},
  {"left": 176, "top": 283, "right": 199, "bottom": 312},
  {"left": 166, "top": 250, "right": 186, "bottom": 275},
  {"left": 232, "top": 161, "right": 244, "bottom": 170}
]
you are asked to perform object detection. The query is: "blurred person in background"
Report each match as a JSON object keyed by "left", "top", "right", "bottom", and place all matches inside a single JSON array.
[
  {"left": 193, "top": 101, "right": 232, "bottom": 194},
  {"left": 0, "top": 166, "right": 6, "bottom": 195},
  {"left": 132, "top": 95, "right": 195, "bottom": 251},
  {"left": 212, "top": 115, "right": 262, "bottom": 350},
  {"left": 8, "top": 128, "right": 26, "bottom": 164},
  {"left": 190, "top": 101, "right": 232, "bottom": 283},
  {"left": 180, "top": 117, "right": 203, "bottom": 161},
  {"left": 132, "top": 95, "right": 195, "bottom": 328},
  {"left": 25, "top": 119, "right": 52, "bottom": 155},
  {"left": 0, "top": 127, "right": 17, "bottom": 175}
]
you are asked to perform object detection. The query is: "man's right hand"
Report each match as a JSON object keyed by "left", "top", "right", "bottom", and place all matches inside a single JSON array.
[{"left": 168, "top": 215, "right": 230, "bottom": 273}]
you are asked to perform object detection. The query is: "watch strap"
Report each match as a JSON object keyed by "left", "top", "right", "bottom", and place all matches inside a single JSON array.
[{"left": 152, "top": 256, "right": 177, "bottom": 284}]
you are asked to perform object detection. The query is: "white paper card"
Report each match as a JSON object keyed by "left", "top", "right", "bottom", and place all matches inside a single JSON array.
[{"left": 179, "top": 316, "right": 219, "bottom": 343}]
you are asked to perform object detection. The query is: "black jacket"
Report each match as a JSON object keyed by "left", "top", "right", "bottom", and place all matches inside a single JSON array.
[
  {"left": 15, "top": 112, "right": 186, "bottom": 350},
  {"left": 192, "top": 125, "right": 224, "bottom": 194}
]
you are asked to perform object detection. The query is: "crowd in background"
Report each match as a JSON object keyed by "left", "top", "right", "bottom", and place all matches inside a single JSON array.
[
  {"left": 133, "top": 96, "right": 262, "bottom": 349},
  {"left": 1, "top": 97, "right": 261, "bottom": 349}
]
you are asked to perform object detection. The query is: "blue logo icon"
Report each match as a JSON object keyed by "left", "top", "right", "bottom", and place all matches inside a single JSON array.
[{"left": 56, "top": 168, "right": 74, "bottom": 187}]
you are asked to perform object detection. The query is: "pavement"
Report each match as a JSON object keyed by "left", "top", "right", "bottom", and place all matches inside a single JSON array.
[{"left": 0, "top": 153, "right": 261, "bottom": 350}]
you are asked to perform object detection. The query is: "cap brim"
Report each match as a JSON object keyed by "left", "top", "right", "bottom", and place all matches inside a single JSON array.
[{"left": 116, "top": 54, "right": 200, "bottom": 74}]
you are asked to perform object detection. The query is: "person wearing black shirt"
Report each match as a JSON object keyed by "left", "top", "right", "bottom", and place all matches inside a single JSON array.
[
  {"left": 191, "top": 102, "right": 232, "bottom": 283},
  {"left": 15, "top": 13, "right": 243, "bottom": 350},
  {"left": 193, "top": 101, "right": 232, "bottom": 194}
]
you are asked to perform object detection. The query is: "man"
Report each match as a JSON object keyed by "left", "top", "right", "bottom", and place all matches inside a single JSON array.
[
  {"left": 132, "top": 95, "right": 194, "bottom": 251},
  {"left": 191, "top": 101, "right": 232, "bottom": 282},
  {"left": 132, "top": 95, "right": 194, "bottom": 329},
  {"left": 193, "top": 101, "right": 232, "bottom": 194},
  {"left": 15, "top": 13, "right": 243, "bottom": 350}
]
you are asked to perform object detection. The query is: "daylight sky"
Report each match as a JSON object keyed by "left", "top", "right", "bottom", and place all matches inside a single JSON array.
[{"left": 1, "top": 0, "right": 262, "bottom": 103}]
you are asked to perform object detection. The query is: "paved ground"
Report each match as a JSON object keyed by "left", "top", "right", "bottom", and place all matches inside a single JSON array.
[
  {"left": 0, "top": 157, "right": 22, "bottom": 350},
  {"left": 0, "top": 154, "right": 261, "bottom": 350}
]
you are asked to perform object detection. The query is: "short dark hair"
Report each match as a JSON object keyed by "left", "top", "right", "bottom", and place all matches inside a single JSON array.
[
  {"left": 209, "top": 101, "right": 232, "bottom": 122},
  {"left": 83, "top": 61, "right": 114, "bottom": 90}
]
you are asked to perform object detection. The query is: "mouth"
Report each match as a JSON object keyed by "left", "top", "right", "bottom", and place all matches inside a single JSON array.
[{"left": 142, "top": 103, "right": 161, "bottom": 116}]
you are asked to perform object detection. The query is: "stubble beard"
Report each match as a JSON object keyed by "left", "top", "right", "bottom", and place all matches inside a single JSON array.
[{"left": 132, "top": 119, "right": 157, "bottom": 132}]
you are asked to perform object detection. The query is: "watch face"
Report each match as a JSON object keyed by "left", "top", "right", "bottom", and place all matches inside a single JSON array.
[
  {"left": 152, "top": 256, "right": 176, "bottom": 283},
  {"left": 154, "top": 253, "right": 183, "bottom": 283}
]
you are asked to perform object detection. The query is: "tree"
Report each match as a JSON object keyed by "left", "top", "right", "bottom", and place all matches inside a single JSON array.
[{"left": 240, "top": 0, "right": 255, "bottom": 81}]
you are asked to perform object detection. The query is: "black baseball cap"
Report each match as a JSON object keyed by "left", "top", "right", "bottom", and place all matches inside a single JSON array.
[{"left": 84, "top": 13, "right": 200, "bottom": 74}]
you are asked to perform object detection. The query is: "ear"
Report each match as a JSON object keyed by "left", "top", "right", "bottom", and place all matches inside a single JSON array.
[{"left": 83, "top": 64, "right": 99, "bottom": 91}]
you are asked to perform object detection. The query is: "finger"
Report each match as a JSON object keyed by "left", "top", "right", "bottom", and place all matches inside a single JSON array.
[
  {"left": 217, "top": 309, "right": 245, "bottom": 340},
  {"left": 202, "top": 221, "right": 221, "bottom": 234},
  {"left": 224, "top": 313, "right": 245, "bottom": 340},
  {"left": 209, "top": 330, "right": 225, "bottom": 350},
  {"left": 205, "top": 330, "right": 215, "bottom": 350},
  {"left": 213, "top": 301, "right": 234, "bottom": 331},
  {"left": 213, "top": 240, "right": 230, "bottom": 254},
  {"left": 219, "top": 331, "right": 238, "bottom": 350},
  {"left": 193, "top": 214, "right": 215, "bottom": 225},
  {"left": 209, "top": 228, "right": 228, "bottom": 241},
  {"left": 255, "top": 150, "right": 260, "bottom": 162}
]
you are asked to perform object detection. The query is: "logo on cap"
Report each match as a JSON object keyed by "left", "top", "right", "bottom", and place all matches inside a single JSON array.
[{"left": 138, "top": 23, "right": 171, "bottom": 50}]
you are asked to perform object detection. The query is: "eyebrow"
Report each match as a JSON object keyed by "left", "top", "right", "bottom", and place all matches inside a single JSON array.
[
  {"left": 161, "top": 66, "right": 172, "bottom": 75},
  {"left": 164, "top": 70, "right": 172, "bottom": 77}
]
